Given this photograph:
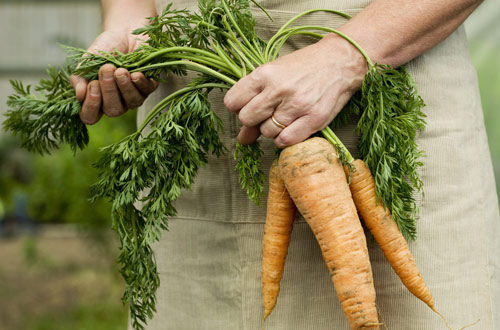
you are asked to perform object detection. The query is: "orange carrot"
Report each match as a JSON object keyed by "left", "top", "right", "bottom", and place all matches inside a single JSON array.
[
  {"left": 279, "top": 137, "right": 379, "bottom": 329},
  {"left": 262, "top": 160, "right": 296, "bottom": 321},
  {"left": 347, "top": 159, "right": 441, "bottom": 314}
]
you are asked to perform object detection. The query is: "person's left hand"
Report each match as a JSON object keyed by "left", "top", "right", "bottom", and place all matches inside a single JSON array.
[{"left": 224, "top": 33, "right": 367, "bottom": 147}]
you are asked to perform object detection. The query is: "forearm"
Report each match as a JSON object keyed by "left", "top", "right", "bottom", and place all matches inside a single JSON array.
[
  {"left": 337, "top": 0, "right": 482, "bottom": 67},
  {"left": 101, "top": 0, "right": 157, "bottom": 31}
]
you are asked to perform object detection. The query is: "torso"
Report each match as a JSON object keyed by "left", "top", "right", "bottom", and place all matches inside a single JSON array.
[{"left": 135, "top": 1, "right": 500, "bottom": 329}]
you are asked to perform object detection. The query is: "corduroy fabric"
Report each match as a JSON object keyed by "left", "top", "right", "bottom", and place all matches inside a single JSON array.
[{"left": 132, "top": 1, "right": 500, "bottom": 329}]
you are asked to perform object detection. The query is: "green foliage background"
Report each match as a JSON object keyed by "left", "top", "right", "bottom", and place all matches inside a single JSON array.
[{"left": 0, "top": 110, "right": 136, "bottom": 228}]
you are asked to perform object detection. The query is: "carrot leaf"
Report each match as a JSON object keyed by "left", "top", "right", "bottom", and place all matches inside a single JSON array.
[
  {"left": 354, "top": 64, "right": 426, "bottom": 240},
  {"left": 234, "top": 142, "right": 266, "bottom": 205}
]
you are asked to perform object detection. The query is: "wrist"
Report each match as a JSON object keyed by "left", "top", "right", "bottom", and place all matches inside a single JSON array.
[
  {"left": 102, "top": 0, "right": 156, "bottom": 32},
  {"left": 336, "top": 18, "right": 389, "bottom": 67},
  {"left": 318, "top": 33, "right": 368, "bottom": 92}
]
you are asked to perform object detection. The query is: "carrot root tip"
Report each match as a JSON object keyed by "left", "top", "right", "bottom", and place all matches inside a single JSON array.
[
  {"left": 459, "top": 319, "right": 481, "bottom": 330},
  {"left": 430, "top": 306, "right": 452, "bottom": 330},
  {"left": 262, "top": 312, "right": 270, "bottom": 330}
]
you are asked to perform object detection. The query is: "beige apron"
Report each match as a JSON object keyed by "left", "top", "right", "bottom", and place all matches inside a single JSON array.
[{"left": 134, "top": 0, "right": 500, "bottom": 329}]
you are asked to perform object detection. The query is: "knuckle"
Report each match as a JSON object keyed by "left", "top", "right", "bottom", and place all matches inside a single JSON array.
[
  {"left": 100, "top": 82, "right": 117, "bottom": 93},
  {"left": 116, "top": 78, "right": 130, "bottom": 88},
  {"left": 84, "top": 92, "right": 101, "bottom": 104},
  {"left": 254, "top": 63, "right": 273, "bottom": 80},
  {"left": 265, "top": 87, "right": 282, "bottom": 101},
  {"left": 115, "top": 73, "right": 131, "bottom": 87},
  {"left": 223, "top": 93, "right": 236, "bottom": 111},
  {"left": 238, "top": 111, "right": 252, "bottom": 126},
  {"left": 273, "top": 82, "right": 293, "bottom": 98},
  {"left": 292, "top": 97, "right": 312, "bottom": 111},
  {"left": 84, "top": 94, "right": 100, "bottom": 108},
  {"left": 311, "top": 109, "right": 331, "bottom": 129},
  {"left": 260, "top": 125, "right": 275, "bottom": 139}
]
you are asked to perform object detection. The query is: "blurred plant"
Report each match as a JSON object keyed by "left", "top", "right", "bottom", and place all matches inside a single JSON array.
[
  {"left": 24, "top": 300, "right": 127, "bottom": 330},
  {"left": 0, "top": 135, "right": 33, "bottom": 208},
  {"left": 1, "top": 110, "right": 136, "bottom": 231},
  {"left": 23, "top": 235, "right": 40, "bottom": 267}
]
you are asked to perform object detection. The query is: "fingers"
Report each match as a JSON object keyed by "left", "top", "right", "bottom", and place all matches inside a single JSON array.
[
  {"left": 130, "top": 72, "right": 158, "bottom": 96},
  {"left": 274, "top": 116, "right": 318, "bottom": 148},
  {"left": 99, "top": 64, "right": 126, "bottom": 117},
  {"left": 232, "top": 91, "right": 311, "bottom": 146},
  {"left": 72, "top": 29, "right": 159, "bottom": 125},
  {"left": 238, "top": 114, "right": 316, "bottom": 147},
  {"left": 237, "top": 126, "right": 261, "bottom": 145},
  {"left": 70, "top": 75, "right": 88, "bottom": 102},
  {"left": 224, "top": 69, "right": 265, "bottom": 112},
  {"left": 259, "top": 115, "right": 286, "bottom": 139},
  {"left": 80, "top": 81, "right": 102, "bottom": 125},
  {"left": 115, "top": 68, "right": 145, "bottom": 109},
  {"left": 98, "top": 66, "right": 157, "bottom": 118},
  {"left": 237, "top": 91, "right": 281, "bottom": 127},
  {"left": 76, "top": 66, "right": 157, "bottom": 125},
  {"left": 247, "top": 105, "right": 326, "bottom": 147}
]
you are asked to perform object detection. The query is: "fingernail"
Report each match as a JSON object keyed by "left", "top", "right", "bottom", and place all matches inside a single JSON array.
[{"left": 90, "top": 83, "right": 100, "bottom": 96}]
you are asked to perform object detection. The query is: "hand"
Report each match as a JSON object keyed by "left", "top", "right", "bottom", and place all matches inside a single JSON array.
[
  {"left": 70, "top": 28, "right": 158, "bottom": 125},
  {"left": 224, "top": 34, "right": 367, "bottom": 147}
]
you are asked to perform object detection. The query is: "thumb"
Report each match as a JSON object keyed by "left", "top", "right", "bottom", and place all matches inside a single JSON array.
[{"left": 70, "top": 75, "right": 87, "bottom": 102}]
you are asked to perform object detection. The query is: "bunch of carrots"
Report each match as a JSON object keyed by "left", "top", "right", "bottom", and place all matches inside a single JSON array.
[
  {"left": 2, "top": 0, "right": 453, "bottom": 327},
  {"left": 261, "top": 136, "right": 449, "bottom": 329}
]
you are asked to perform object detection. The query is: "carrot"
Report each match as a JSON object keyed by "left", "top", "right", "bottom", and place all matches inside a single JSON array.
[
  {"left": 278, "top": 137, "right": 379, "bottom": 329},
  {"left": 347, "top": 159, "right": 451, "bottom": 328},
  {"left": 262, "top": 160, "right": 297, "bottom": 321},
  {"left": 347, "top": 159, "right": 435, "bottom": 306}
]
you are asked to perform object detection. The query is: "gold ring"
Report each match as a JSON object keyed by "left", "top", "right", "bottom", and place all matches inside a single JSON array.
[{"left": 271, "top": 115, "right": 286, "bottom": 129}]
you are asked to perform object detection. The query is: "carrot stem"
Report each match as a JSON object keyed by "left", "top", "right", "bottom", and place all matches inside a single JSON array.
[{"left": 321, "top": 127, "right": 354, "bottom": 164}]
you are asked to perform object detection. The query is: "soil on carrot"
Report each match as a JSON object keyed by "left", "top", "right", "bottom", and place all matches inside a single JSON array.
[{"left": 0, "top": 226, "right": 127, "bottom": 330}]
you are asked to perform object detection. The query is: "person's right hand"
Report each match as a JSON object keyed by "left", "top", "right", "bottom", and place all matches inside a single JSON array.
[{"left": 70, "top": 29, "right": 158, "bottom": 125}]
